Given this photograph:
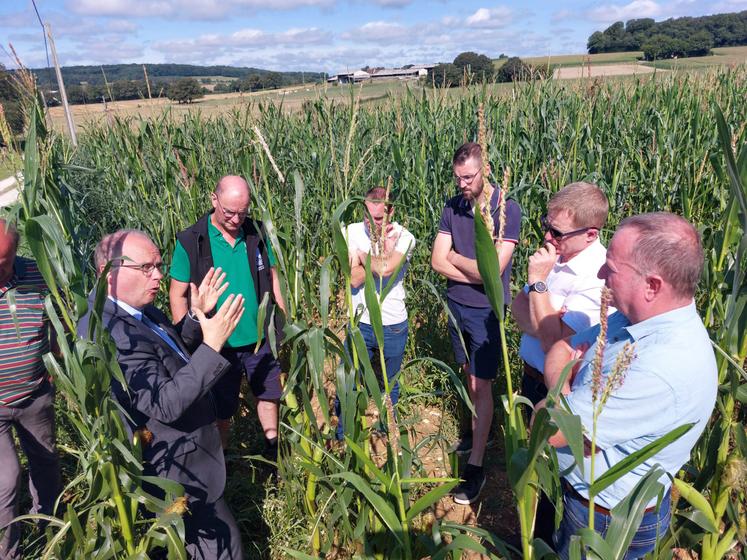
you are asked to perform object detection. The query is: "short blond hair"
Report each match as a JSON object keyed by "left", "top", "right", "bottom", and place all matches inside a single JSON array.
[{"left": 547, "top": 182, "right": 608, "bottom": 229}]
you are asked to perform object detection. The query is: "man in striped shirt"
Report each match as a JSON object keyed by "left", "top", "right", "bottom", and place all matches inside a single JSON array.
[{"left": 0, "top": 219, "right": 60, "bottom": 559}]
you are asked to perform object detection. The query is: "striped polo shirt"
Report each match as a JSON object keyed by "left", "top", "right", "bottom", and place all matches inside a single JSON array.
[{"left": 0, "top": 257, "right": 50, "bottom": 406}]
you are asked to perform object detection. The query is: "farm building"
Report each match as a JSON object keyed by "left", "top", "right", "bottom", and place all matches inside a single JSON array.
[
  {"left": 326, "top": 70, "right": 371, "bottom": 84},
  {"left": 370, "top": 67, "right": 428, "bottom": 80},
  {"left": 326, "top": 64, "right": 435, "bottom": 84}
]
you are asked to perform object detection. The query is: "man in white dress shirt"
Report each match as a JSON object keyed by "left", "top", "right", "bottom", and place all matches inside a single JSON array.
[
  {"left": 511, "top": 181, "right": 611, "bottom": 544},
  {"left": 511, "top": 181, "right": 611, "bottom": 405}
]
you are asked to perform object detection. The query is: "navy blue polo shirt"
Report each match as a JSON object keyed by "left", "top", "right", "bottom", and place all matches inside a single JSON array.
[{"left": 437, "top": 188, "right": 521, "bottom": 307}]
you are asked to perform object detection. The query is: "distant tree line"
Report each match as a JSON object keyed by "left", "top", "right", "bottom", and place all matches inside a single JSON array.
[
  {"left": 32, "top": 69, "right": 325, "bottom": 107},
  {"left": 587, "top": 10, "right": 747, "bottom": 60},
  {"left": 431, "top": 51, "right": 550, "bottom": 88},
  {"left": 212, "top": 72, "right": 288, "bottom": 93},
  {"left": 25, "top": 63, "right": 325, "bottom": 89}
]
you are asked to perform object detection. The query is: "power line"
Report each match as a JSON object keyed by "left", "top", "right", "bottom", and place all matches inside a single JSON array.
[{"left": 31, "top": 0, "right": 54, "bottom": 86}]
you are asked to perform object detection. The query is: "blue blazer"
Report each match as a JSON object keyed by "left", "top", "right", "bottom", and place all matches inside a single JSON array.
[{"left": 79, "top": 297, "right": 230, "bottom": 505}]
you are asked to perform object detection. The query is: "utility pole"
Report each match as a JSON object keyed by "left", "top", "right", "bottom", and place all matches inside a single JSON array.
[
  {"left": 44, "top": 23, "right": 77, "bottom": 146},
  {"left": 142, "top": 64, "right": 152, "bottom": 101}
]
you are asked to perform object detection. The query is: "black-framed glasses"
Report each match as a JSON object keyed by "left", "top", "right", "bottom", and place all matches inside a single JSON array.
[
  {"left": 112, "top": 262, "right": 167, "bottom": 276},
  {"left": 454, "top": 172, "right": 479, "bottom": 185},
  {"left": 214, "top": 196, "right": 248, "bottom": 220},
  {"left": 541, "top": 215, "right": 594, "bottom": 240}
]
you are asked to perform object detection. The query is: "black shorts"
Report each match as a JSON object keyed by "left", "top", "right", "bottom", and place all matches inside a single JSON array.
[
  {"left": 212, "top": 341, "right": 282, "bottom": 420},
  {"left": 447, "top": 298, "right": 501, "bottom": 380}
]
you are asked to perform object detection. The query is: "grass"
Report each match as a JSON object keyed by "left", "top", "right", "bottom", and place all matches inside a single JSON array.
[
  {"left": 508, "top": 51, "right": 644, "bottom": 68},
  {"left": 0, "top": 157, "right": 19, "bottom": 181},
  {"left": 46, "top": 79, "right": 422, "bottom": 132},
  {"left": 641, "top": 45, "right": 747, "bottom": 69}
]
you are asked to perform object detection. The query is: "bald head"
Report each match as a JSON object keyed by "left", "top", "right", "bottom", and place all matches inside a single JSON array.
[
  {"left": 215, "top": 176, "right": 250, "bottom": 198},
  {"left": 94, "top": 229, "right": 164, "bottom": 308},
  {"left": 0, "top": 219, "right": 20, "bottom": 284},
  {"left": 618, "top": 212, "right": 703, "bottom": 299},
  {"left": 94, "top": 229, "right": 153, "bottom": 273},
  {"left": 211, "top": 176, "right": 251, "bottom": 237}
]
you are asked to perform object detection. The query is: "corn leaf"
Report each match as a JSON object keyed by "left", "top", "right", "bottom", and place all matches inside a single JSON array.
[
  {"left": 589, "top": 423, "right": 693, "bottom": 496},
  {"left": 473, "top": 199, "right": 504, "bottom": 321}
]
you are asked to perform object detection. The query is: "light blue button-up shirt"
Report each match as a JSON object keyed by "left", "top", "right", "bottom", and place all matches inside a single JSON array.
[{"left": 557, "top": 302, "right": 717, "bottom": 509}]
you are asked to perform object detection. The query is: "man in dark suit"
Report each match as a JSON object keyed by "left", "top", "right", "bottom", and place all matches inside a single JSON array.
[{"left": 79, "top": 229, "right": 245, "bottom": 559}]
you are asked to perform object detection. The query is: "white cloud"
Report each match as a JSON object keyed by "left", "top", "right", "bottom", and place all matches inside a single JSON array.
[
  {"left": 152, "top": 26, "right": 333, "bottom": 59},
  {"left": 67, "top": 0, "right": 335, "bottom": 19},
  {"left": 106, "top": 19, "right": 139, "bottom": 32},
  {"left": 465, "top": 6, "right": 513, "bottom": 29},
  {"left": 342, "top": 21, "right": 414, "bottom": 42},
  {"left": 586, "top": 0, "right": 662, "bottom": 23},
  {"left": 702, "top": 0, "right": 747, "bottom": 11},
  {"left": 373, "top": 0, "right": 412, "bottom": 6}
]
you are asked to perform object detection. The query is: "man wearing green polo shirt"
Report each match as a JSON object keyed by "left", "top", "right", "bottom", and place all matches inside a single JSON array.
[{"left": 169, "top": 176, "right": 285, "bottom": 460}]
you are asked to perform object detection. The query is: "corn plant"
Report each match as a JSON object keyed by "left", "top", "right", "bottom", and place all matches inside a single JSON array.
[
  {"left": 654, "top": 105, "right": 747, "bottom": 560},
  {"left": 4, "top": 64, "right": 745, "bottom": 558},
  {"left": 6, "top": 94, "right": 188, "bottom": 558}
]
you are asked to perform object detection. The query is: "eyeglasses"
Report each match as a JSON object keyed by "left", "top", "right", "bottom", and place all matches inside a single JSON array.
[
  {"left": 113, "top": 262, "right": 167, "bottom": 276},
  {"left": 454, "top": 172, "right": 479, "bottom": 185},
  {"left": 215, "top": 196, "right": 248, "bottom": 220},
  {"left": 541, "top": 215, "right": 594, "bottom": 240}
]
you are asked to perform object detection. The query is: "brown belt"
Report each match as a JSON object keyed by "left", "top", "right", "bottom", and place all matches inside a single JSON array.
[
  {"left": 523, "top": 362, "right": 544, "bottom": 383},
  {"left": 562, "top": 479, "right": 659, "bottom": 515}
]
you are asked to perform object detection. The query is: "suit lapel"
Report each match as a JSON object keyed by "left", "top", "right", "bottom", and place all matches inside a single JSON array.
[
  {"left": 142, "top": 306, "right": 192, "bottom": 360},
  {"left": 115, "top": 305, "right": 170, "bottom": 355}
]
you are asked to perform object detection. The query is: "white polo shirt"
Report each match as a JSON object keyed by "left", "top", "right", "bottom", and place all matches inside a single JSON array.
[
  {"left": 519, "top": 239, "right": 614, "bottom": 373},
  {"left": 345, "top": 222, "right": 415, "bottom": 325}
]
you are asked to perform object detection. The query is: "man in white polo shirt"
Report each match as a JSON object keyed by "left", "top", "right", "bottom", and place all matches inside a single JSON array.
[
  {"left": 511, "top": 182, "right": 612, "bottom": 405},
  {"left": 335, "top": 186, "right": 415, "bottom": 440}
]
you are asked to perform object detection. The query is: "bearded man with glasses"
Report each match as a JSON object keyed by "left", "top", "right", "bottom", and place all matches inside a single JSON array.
[
  {"left": 431, "top": 142, "right": 522, "bottom": 505},
  {"left": 169, "top": 175, "right": 286, "bottom": 462}
]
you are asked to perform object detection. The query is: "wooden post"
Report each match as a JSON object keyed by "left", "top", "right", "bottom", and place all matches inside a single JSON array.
[
  {"left": 101, "top": 66, "right": 113, "bottom": 102},
  {"left": 142, "top": 64, "right": 152, "bottom": 100},
  {"left": 44, "top": 23, "right": 77, "bottom": 146}
]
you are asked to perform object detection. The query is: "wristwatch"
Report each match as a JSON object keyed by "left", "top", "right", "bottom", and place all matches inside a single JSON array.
[{"left": 528, "top": 281, "right": 548, "bottom": 294}]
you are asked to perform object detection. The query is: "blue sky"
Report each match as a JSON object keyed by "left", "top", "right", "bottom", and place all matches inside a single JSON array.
[{"left": 1, "top": 0, "right": 738, "bottom": 73}]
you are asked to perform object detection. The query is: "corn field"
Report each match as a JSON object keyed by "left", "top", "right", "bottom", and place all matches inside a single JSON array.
[{"left": 1, "top": 67, "right": 745, "bottom": 559}]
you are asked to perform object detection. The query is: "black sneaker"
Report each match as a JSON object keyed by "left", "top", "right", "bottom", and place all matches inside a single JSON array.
[
  {"left": 448, "top": 434, "right": 473, "bottom": 456},
  {"left": 262, "top": 437, "right": 278, "bottom": 463},
  {"left": 452, "top": 464, "right": 486, "bottom": 505}
]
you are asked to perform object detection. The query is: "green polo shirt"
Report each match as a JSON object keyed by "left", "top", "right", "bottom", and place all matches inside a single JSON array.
[{"left": 170, "top": 218, "right": 276, "bottom": 348}]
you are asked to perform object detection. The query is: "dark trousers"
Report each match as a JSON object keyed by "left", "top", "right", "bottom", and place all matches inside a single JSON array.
[
  {"left": 185, "top": 497, "right": 243, "bottom": 560},
  {"left": 521, "top": 362, "right": 549, "bottom": 406},
  {"left": 0, "top": 382, "right": 60, "bottom": 559}
]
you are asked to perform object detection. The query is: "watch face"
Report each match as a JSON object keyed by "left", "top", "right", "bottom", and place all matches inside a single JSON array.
[{"left": 531, "top": 281, "right": 548, "bottom": 293}]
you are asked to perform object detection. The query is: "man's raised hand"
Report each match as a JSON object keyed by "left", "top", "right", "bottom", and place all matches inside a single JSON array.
[
  {"left": 528, "top": 243, "right": 557, "bottom": 284},
  {"left": 193, "top": 293, "right": 245, "bottom": 352},
  {"left": 190, "top": 267, "right": 228, "bottom": 316},
  {"left": 382, "top": 224, "right": 401, "bottom": 256}
]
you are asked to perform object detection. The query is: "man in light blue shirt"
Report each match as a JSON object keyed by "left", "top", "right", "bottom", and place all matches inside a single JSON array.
[{"left": 540, "top": 212, "right": 717, "bottom": 559}]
